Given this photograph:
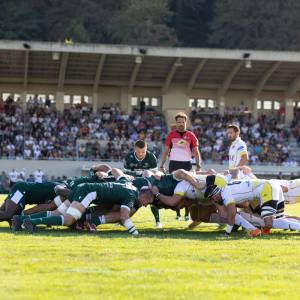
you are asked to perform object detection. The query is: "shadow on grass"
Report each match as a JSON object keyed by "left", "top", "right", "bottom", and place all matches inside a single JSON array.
[{"left": 1, "top": 224, "right": 299, "bottom": 241}]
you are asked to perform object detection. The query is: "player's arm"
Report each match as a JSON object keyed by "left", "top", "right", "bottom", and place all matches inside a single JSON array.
[
  {"left": 237, "top": 154, "right": 248, "bottom": 167},
  {"left": 110, "top": 168, "right": 125, "bottom": 180},
  {"left": 160, "top": 145, "right": 170, "bottom": 173},
  {"left": 174, "top": 169, "right": 206, "bottom": 190},
  {"left": 156, "top": 193, "right": 183, "bottom": 207},
  {"left": 280, "top": 184, "right": 289, "bottom": 193},
  {"left": 192, "top": 146, "right": 201, "bottom": 171}
]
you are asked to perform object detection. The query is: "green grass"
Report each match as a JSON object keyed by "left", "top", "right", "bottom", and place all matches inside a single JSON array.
[{"left": 1, "top": 195, "right": 300, "bottom": 300}]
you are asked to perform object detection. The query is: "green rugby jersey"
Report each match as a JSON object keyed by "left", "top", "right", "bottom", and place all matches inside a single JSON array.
[
  {"left": 7, "top": 181, "right": 64, "bottom": 209},
  {"left": 63, "top": 175, "right": 116, "bottom": 190},
  {"left": 124, "top": 150, "right": 157, "bottom": 171},
  {"left": 68, "top": 178, "right": 140, "bottom": 210}
]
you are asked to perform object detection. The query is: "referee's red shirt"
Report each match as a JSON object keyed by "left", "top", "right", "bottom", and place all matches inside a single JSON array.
[{"left": 165, "top": 130, "right": 199, "bottom": 162}]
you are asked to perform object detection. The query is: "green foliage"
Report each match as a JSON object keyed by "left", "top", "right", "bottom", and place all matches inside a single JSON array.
[
  {"left": 209, "top": 0, "right": 300, "bottom": 51},
  {"left": 107, "top": 0, "right": 179, "bottom": 46},
  {"left": 0, "top": 1, "right": 42, "bottom": 40},
  {"left": 64, "top": 19, "right": 91, "bottom": 43},
  {"left": 170, "top": 0, "right": 215, "bottom": 48},
  {"left": 1, "top": 195, "right": 300, "bottom": 299}
]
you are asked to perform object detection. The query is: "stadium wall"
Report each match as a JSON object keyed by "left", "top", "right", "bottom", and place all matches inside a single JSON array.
[{"left": 0, "top": 159, "right": 295, "bottom": 180}]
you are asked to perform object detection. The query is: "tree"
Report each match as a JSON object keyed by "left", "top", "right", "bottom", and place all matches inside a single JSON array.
[
  {"left": 107, "top": 0, "right": 179, "bottom": 46},
  {"left": 209, "top": 0, "right": 300, "bottom": 51},
  {"left": 64, "top": 19, "right": 90, "bottom": 43},
  {"left": 0, "top": 1, "right": 42, "bottom": 40},
  {"left": 169, "top": 0, "right": 215, "bottom": 48}
]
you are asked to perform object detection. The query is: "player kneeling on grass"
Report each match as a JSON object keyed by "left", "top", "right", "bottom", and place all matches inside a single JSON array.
[
  {"left": 205, "top": 180, "right": 300, "bottom": 236},
  {"left": 2, "top": 181, "right": 70, "bottom": 229},
  {"left": 21, "top": 177, "right": 154, "bottom": 235}
]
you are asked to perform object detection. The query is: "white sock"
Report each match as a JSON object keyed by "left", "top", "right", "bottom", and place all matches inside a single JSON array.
[
  {"left": 285, "top": 218, "right": 300, "bottom": 223},
  {"left": 46, "top": 211, "right": 51, "bottom": 217},
  {"left": 272, "top": 219, "right": 300, "bottom": 230},
  {"left": 99, "top": 215, "right": 106, "bottom": 224},
  {"left": 209, "top": 213, "right": 227, "bottom": 223},
  {"left": 60, "top": 216, "right": 64, "bottom": 226},
  {"left": 240, "top": 212, "right": 265, "bottom": 227},
  {"left": 235, "top": 214, "right": 255, "bottom": 230}
]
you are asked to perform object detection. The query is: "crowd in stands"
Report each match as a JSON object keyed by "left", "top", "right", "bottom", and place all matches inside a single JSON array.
[
  {"left": 191, "top": 100, "right": 298, "bottom": 167},
  {"left": 1, "top": 94, "right": 300, "bottom": 167},
  {"left": 0, "top": 94, "right": 166, "bottom": 162}
]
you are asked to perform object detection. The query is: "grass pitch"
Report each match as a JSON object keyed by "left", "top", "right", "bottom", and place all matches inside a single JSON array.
[{"left": 1, "top": 195, "right": 300, "bottom": 300}]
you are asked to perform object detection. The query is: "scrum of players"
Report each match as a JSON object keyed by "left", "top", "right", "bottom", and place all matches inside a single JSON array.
[{"left": 1, "top": 139, "right": 300, "bottom": 237}]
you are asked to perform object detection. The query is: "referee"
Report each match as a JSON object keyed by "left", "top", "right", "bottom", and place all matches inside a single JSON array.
[{"left": 160, "top": 112, "right": 201, "bottom": 221}]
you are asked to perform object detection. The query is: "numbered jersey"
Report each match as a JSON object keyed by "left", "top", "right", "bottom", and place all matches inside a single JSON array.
[
  {"left": 173, "top": 174, "right": 230, "bottom": 205},
  {"left": 274, "top": 179, "right": 300, "bottom": 204},
  {"left": 221, "top": 180, "right": 283, "bottom": 206},
  {"left": 229, "top": 137, "right": 248, "bottom": 169}
]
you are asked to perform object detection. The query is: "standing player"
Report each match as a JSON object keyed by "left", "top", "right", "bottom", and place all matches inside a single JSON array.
[
  {"left": 124, "top": 140, "right": 162, "bottom": 228},
  {"left": 224, "top": 124, "right": 255, "bottom": 230},
  {"left": 160, "top": 112, "right": 201, "bottom": 221}
]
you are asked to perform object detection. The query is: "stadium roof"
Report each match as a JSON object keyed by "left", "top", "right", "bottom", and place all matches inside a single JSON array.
[{"left": 1, "top": 40, "right": 300, "bottom": 94}]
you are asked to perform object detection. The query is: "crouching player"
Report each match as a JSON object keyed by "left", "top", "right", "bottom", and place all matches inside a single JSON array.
[
  {"left": 2, "top": 181, "right": 70, "bottom": 227},
  {"left": 205, "top": 179, "right": 300, "bottom": 236},
  {"left": 21, "top": 177, "right": 154, "bottom": 235}
]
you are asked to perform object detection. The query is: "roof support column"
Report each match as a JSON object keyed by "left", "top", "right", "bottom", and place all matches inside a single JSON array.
[
  {"left": 217, "top": 60, "right": 243, "bottom": 116},
  {"left": 22, "top": 50, "right": 29, "bottom": 112},
  {"left": 252, "top": 62, "right": 281, "bottom": 119},
  {"left": 56, "top": 52, "right": 69, "bottom": 112},
  {"left": 284, "top": 73, "right": 300, "bottom": 124},
  {"left": 93, "top": 54, "right": 106, "bottom": 113},
  {"left": 162, "top": 57, "right": 182, "bottom": 95},
  {"left": 186, "top": 58, "right": 207, "bottom": 96}
]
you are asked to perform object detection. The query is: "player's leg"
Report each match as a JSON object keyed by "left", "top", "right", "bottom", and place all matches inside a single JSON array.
[
  {"left": 23, "top": 185, "right": 91, "bottom": 233},
  {"left": 150, "top": 205, "right": 162, "bottom": 228},
  {"left": 84, "top": 206, "right": 139, "bottom": 232},
  {"left": 0, "top": 199, "right": 21, "bottom": 222}
]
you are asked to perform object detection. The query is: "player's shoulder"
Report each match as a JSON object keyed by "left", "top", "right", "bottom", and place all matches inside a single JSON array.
[
  {"left": 125, "top": 151, "right": 134, "bottom": 159},
  {"left": 236, "top": 137, "right": 246, "bottom": 146}
]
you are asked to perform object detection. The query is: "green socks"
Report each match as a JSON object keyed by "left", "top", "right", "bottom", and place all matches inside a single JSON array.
[
  {"left": 20, "top": 211, "right": 50, "bottom": 223},
  {"left": 89, "top": 216, "right": 106, "bottom": 226},
  {"left": 150, "top": 206, "right": 160, "bottom": 223},
  {"left": 30, "top": 215, "right": 64, "bottom": 226}
]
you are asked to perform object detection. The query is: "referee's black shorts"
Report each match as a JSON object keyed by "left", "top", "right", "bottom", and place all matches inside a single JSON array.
[{"left": 169, "top": 161, "right": 192, "bottom": 174}]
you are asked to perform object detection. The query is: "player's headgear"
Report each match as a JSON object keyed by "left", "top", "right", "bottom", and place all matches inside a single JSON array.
[{"left": 204, "top": 185, "right": 221, "bottom": 199}]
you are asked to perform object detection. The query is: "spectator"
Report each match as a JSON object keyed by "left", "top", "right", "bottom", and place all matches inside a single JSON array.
[
  {"left": 41, "top": 174, "right": 47, "bottom": 182},
  {"left": 290, "top": 159, "right": 298, "bottom": 167},
  {"left": 33, "top": 168, "right": 44, "bottom": 183},
  {"left": 8, "top": 168, "right": 19, "bottom": 187},
  {"left": 276, "top": 172, "right": 284, "bottom": 180},
  {"left": 27, "top": 174, "right": 34, "bottom": 182}
]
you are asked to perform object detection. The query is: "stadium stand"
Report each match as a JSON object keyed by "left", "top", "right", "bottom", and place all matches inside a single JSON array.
[{"left": 0, "top": 96, "right": 166, "bottom": 162}]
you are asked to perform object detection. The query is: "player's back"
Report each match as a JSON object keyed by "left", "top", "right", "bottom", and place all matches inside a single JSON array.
[{"left": 222, "top": 180, "right": 265, "bottom": 204}]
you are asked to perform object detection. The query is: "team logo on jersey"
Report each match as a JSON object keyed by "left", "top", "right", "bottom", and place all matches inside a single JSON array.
[
  {"left": 177, "top": 140, "right": 186, "bottom": 146},
  {"left": 127, "top": 200, "right": 134, "bottom": 208},
  {"left": 238, "top": 146, "right": 244, "bottom": 150},
  {"left": 232, "top": 146, "right": 235, "bottom": 149}
]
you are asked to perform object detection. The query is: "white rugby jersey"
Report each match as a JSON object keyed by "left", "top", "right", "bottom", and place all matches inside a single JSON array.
[
  {"left": 174, "top": 174, "right": 231, "bottom": 205},
  {"left": 221, "top": 180, "right": 284, "bottom": 206},
  {"left": 274, "top": 179, "right": 300, "bottom": 204},
  {"left": 221, "top": 180, "right": 265, "bottom": 206},
  {"left": 229, "top": 137, "right": 248, "bottom": 169}
]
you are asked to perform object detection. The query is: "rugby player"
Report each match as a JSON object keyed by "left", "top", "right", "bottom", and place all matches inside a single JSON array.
[
  {"left": 205, "top": 180, "right": 300, "bottom": 236},
  {"left": 22, "top": 177, "right": 154, "bottom": 235},
  {"left": 2, "top": 181, "right": 70, "bottom": 226},
  {"left": 90, "top": 140, "right": 163, "bottom": 228}
]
